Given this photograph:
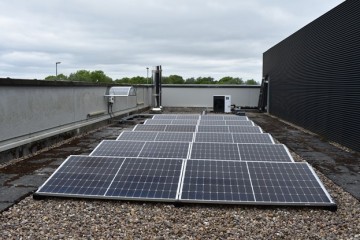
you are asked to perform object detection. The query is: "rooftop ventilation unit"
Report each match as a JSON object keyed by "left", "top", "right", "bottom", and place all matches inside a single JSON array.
[{"left": 213, "top": 95, "right": 231, "bottom": 113}]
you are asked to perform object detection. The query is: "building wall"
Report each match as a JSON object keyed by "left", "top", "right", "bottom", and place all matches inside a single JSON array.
[
  {"left": 0, "top": 79, "right": 152, "bottom": 153},
  {"left": 263, "top": 0, "right": 360, "bottom": 152},
  {"left": 162, "top": 85, "right": 260, "bottom": 108}
]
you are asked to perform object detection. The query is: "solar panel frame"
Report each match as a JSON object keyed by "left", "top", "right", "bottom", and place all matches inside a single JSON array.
[
  {"left": 133, "top": 124, "right": 166, "bottom": 132},
  {"left": 190, "top": 142, "right": 241, "bottom": 161},
  {"left": 194, "top": 132, "right": 234, "bottom": 143},
  {"left": 165, "top": 125, "right": 197, "bottom": 132},
  {"left": 179, "top": 159, "right": 336, "bottom": 206},
  {"left": 237, "top": 144, "right": 294, "bottom": 162},
  {"left": 116, "top": 131, "right": 158, "bottom": 141},
  {"left": 228, "top": 126, "right": 263, "bottom": 133},
  {"left": 139, "top": 142, "right": 191, "bottom": 159},
  {"left": 144, "top": 119, "right": 174, "bottom": 125},
  {"left": 90, "top": 140, "right": 146, "bottom": 157},
  {"left": 105, "top": 158, "right": 184, "bottom": 201},
  {"left": 200, "top": 115, "right": 249, "bottom": 121},
  {"left": 231, "top": 133, "right": 275, "bottom": 144},
  {"left": 36, "top": 156, "right": 185, "bottom": 202},
  {"left": 179, "top": 160, "right": 255, "bottom": 203},
  {"left": 36, "top": 155, "right": 126, "bottom": 197},
  {"left": 246, "top": 161, "right": 335, "bottom": 206},
  {"left": 196, "top": 125, "right": 262, "bottom": 133},
  {"left": 155, "top": 132, "right": 194, "bottom": 142}
]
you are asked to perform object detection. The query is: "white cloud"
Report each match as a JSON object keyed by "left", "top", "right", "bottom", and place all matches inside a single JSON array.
[{"left": 0, "top": 0, "right": 344, "bottom": 80}]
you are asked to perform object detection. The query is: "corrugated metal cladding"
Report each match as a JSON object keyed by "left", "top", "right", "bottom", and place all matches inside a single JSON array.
[{"left": 263, "top": 0, "right": 360, "bottom": 152}]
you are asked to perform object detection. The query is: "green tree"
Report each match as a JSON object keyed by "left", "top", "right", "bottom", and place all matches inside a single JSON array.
[
  {"left": 90, "top": 70, "right": 113, "bottom": 83},
  {"left": 218, "top": 76, "right": 243, "bottom": 84},
  {"left": 195, "top": 77, "right": 215, "bottom": 84},
  {"left": 68, "top": 70, "right": 92, "bottom": 82},
  {"left": 162, "top": 75, "right": 184, "bottom": 84},
  {"left": 245, "top": 79, "right": 259, "bottom": 85},
  {"left": 185, "top": 77, "right": 196, "bottom": 84},
  {"left": 45, "top": 74, "right": 68, "bottom": 81}
]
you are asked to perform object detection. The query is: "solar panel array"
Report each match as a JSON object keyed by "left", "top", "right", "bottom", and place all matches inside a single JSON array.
[{"left": 35, "top": 114, "right": 335, "bottom": 208}]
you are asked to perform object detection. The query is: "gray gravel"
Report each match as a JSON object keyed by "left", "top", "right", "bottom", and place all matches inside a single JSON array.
[{"left": 1, "top": 165, "right": 359, "bottom": 239}]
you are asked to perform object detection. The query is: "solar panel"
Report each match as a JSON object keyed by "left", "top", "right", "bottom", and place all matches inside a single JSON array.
[
  {"left": 36, "top": 156, "right": 125, "bottom": 196},
  {"left": 195, "top": 132, "right": 234, "bottom": 143},
  {"left": 198, "top": 120, "right": 254, "bottom": 126},
  {"left": 247, "top": 161, "right": 334, "bottom": 204},
  {"left": 35, "top": 112, "right": 336, "bottom": 208},
  {"left": 180, "top": 160, "right": 254, "bottom": 202},
  {"left": 91, "top": 140, "right": 190, "bottom": 159},
  {"left": 225, "top": 120, "right": 254, "bottom": 126},
  {"left": 36, "top": 156, "right": 183, "bottom": 202},
  {"left": 199, "top": 120, "right": 226, "bottom": 125},
  {"left": 197, "top": 125, "right": 229, "bottom": 133},
  {"left": 172, "top": 119, "right": 199, "bottom": 125},
  {"left": 228, "top": 126, "right": 263, "bottom": 133},
  {"left": 152, "top": 114, "right": 200, "bottom": 120},
  {"left": 90, "top": 140, "right": 145, "bottom": 157},
  {"left": 106, "top": 158, "right": 183, "bottom": 200},
  {"left": 190, "top": 142, "right": 241, "bottom": 160},
  {"left": 144, "top": 119, "right": 174, "bottom": 125},
  {"left": 237, "top": 144, "right": 293, "bottom": 162},
  {"left": 200, "top": 115, "right": 248, "bottom": 121},
  {"left": 139, "top": 142, "right": 190, "bottom": 159},
  {"left": 232, "top": 133, "right": 274, "bottom": 144},
  {"left": 133, "top": 124, "right": 166, "bottom": 132},
  {"left": 117, "top": 131, "right": 158, "bottom": 141},
  {"left": 176, "top": 115, "right": 200, "bottom": 120},
  {"left": 155, "top": 132, "right": 194, "bottom": 142},
  {"left": 196, "top": 125, "right": 262, "bottom": 133},
  {"left": 179, "top": 159, "right": 335, "bottom": 206},
  {"left": 165, "top": 125, "right": 197, "bottom": 132},
  {"left": 152, "top": 115, "right": 177, "bottom": 120}
]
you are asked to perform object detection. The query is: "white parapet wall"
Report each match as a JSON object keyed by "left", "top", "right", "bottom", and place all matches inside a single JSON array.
[
  {"left": 0, "top": 79, "right": 152, "bottom": 156},
  {"left": 162, "top": 84, "right": 260, "bottom": 108}
]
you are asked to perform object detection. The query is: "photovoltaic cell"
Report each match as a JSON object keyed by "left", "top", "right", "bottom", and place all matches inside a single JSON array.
[
  {"left": 144, "top": 119, "right": 174, "bottom": 125},
  {"left": 106, "top": 158, "right": 183, "bottom": 200},
  {"left": 225, "top": 120, "right": 254, "bottom": 126},
  {"left": 37, "top": 156, "right": 125, "bottom": 196},
  {"left": 172, "top": 119, "right": 199, "bottom": 125},
  {"left": 180, "top": 160, "right": 254, "bottom": 202},
  {"left": 165, "top": 125, "right": 197, "bottom": 132},
  {"left": 191, "top": 142, "right": 240, "bottom": 160},
  {"left": 232, "top": 133, "right": 274, "bottom": 144},
  {"left": 90, "top": 140, "right": 145, "bottom": 157},
  {"left": 197, "top": 125, "right": 229, "bottom": 133},
  {"left": 199, "top": 120, "right": 226, "bottom": 125},
  {"left": 228, "top": 126, "right": 262, "bottom": 133},
  {"left": 133, "top": 125, "right": 166, "bottom": 132},
  {"left": 247, "top": 162, "right": 333, "bottom": 204},
  {"left": 139, "top": 142, "right": 190, "bottom": 159},
  {"left": 195, "top": 132, "right": 233, "bottom": 143},
  {"left": 196, "top": 126, "right": 262, "bottom": 133},
  {"left": 117, "top": 131, "right": 158, "bottom": 141},
  {"left": 237, "top": 144, "right": 293, "bottom": 162},
  {"left": 200, "top": 115, "right": 248, "bottom": 121},
  {"left": 155, "top": 132, "right": 194, "bottom": 142},
  {"left": 152, "top": 114, "right": 200, "bottom": 120}
]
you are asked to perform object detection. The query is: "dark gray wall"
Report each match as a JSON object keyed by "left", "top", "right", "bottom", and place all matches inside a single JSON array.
[{"left": 263, "top": 0, "right": 360, "bottom": 152}]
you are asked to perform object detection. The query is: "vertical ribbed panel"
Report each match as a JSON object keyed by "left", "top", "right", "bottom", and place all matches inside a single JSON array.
[{"left": 263, "top": 0, "right": 360, "bottom": 152}]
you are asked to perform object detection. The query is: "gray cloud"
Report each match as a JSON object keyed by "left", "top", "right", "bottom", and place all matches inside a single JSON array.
[{"left": 0, "top": 0, "right": 344, "bottom": 80}]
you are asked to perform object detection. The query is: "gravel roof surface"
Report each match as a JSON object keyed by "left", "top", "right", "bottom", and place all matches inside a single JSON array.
[
  {"left": 1, "top": 156, "right": 359, "bottom": 239},
  {"left": 1, "top": 112, "right": 359, "bottom": 239}
]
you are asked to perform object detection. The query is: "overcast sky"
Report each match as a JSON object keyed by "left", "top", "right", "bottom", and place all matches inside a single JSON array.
[{"left": 0, "top": 0, "right": 344, "bottom": 81}]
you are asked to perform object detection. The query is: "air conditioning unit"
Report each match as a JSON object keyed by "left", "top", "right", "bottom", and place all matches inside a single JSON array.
[{"left": 213, "top": 95, "right": 231, "bottom": 113}]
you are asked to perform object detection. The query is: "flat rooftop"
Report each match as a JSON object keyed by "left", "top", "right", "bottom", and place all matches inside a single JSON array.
[{"left": 0, "top": 110, "right": 359, "bottom": 239}]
